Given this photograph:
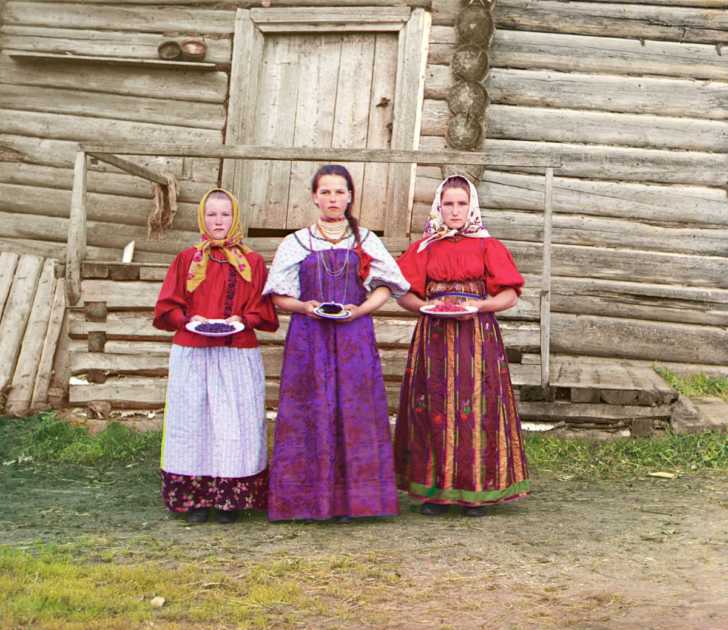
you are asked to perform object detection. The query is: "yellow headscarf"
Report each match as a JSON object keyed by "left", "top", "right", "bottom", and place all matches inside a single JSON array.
[{"left": 186, "top": 188, "right": 253, "bottom": 292}]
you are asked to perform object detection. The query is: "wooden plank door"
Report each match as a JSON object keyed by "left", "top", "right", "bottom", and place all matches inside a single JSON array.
[{"left": 223, "top": 8, "right": 430, "bottom": 237}]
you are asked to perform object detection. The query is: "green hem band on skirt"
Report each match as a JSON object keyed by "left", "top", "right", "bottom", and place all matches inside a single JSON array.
[{"left": 402, "top": 479, "right": 530, "bottom": 506}]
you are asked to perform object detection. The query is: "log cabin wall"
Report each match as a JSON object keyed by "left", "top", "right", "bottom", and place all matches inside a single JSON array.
[
  {"left": 0, "top": 0, "right": 234, "bottom": 263},
  {"left": 0, "top": 0, "right": 726, "bottom": 372},
  {"left": 419, "top": 0, "right": 728, "bottom": 367}
]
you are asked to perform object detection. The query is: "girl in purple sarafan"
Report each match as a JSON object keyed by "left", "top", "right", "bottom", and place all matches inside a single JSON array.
[
  {"left": 263, "top": 164, "right": 410, "bottom": 523},
  {"left": 153, "top": 189, "right": 278, "bottom": 525}
]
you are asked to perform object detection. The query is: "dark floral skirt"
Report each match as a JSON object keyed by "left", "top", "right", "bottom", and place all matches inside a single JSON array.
[{"left": 160, "top": 468, "right": 268, "bottom": 513}]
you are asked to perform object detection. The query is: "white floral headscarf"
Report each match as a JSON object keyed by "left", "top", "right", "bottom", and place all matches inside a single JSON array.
[{"left": 417, "top": 175, "right": 490, "bottom": 253}]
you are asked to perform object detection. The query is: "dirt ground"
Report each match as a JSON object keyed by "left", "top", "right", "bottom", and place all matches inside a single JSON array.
[{"left": 2, "top": 456, "right": 727, "bottom": 630}]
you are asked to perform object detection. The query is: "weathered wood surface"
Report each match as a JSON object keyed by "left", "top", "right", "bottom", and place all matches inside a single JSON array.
[
  {"left": 417, "top": 169, "right": 728, "bottom": 227},
  {"left": 22, "top": 0, "right": 431, "bottom": 5},
  {"left": 518, "top": 401, "right": 672, "bottom": 424},
  {"left": 81, "top": 142, "right": 561, "bottom": 168},
  {"left": 0, "top": 251, "right": 20, "bottom": 320},
  {"left": 30, "top": 277, "right": 66, "bottom": 411},
  {"left": 5, "top": 259, "right": 55, "bottom": 415},
  {"left": 430, "top": 29, "right": 728, "bottom": 81},
  {"left": 419, "top": 136, "right": 728, "bottom": 187},
  {"left": 422, "top": 101, "right": 728, "bottom": 153},
  {"left": 494, "top": 1, "right": 728, "bottom": 45},
  {"left": 425, "top": 67, "right": 728, "bottom": 122},
  {"left": 0, "top": 52, "right": 229, "bottom": 103},
  {"left": 4, "top": 2, "right": 236, "bottom": 34},
  {"left": 0, "top": 85, "right": 226, "bottom": 130},
  {"left": 0, "top": 254, "right": 43, "bottom": 394},
  {"left": 0, "top": 25, "right": 232, "bottom": 64},
  {"left": 64, "top": 151, "right": 87, "bottom": 305}
]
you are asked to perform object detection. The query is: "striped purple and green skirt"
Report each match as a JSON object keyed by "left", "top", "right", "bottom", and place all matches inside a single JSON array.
[{"left": 394, "top": 280, "right": 529, "bottom": 507}]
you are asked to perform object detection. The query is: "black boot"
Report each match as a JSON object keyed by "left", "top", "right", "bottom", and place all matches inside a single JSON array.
[
  {"left": 215, "top": 509, "right": 238, "bottom": 524},
  {"left": 462, "top": 505, "right": 489, "bottom": 517},
  {"left": 419, "top": 503, "right": 449, "bottom": 516},
  {"left": 187, "top": 508, "right": 209, "bottom": 524}
]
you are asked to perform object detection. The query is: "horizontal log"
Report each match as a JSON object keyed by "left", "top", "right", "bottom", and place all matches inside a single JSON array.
[
  {"left": 489, "top": 209, "right": 728, "bottom": 257},
  {"left": 551, "top": 313, "right": 728, "bottom": 365},
  {"left": 23, "top": 0, "right": 431, "bottom": 5},
  {"left": 4, "top": 2, "right": 236, "bottom": 34},
  {"left": 414, "top": 167, "right": 728, "bottom": 227},
  {"left": 0, "top": 161, "right": 212, "bottom": 203},
  {"left": 0, "top": 25, "right": 232, "bottom": 64},
  {"left": 79, "top": 143, "right": 562, "bottom": 169},
  {"left": 412, "top": 203, "right": 728, "bottom": 257},
  {"left": 419, "top": 136, "right": 728, "bottom": 187},
  {"left": 0, "top": 83, "right": 226, "bottom": 130},
  {"left": 505, "top": 240, "right": 728, "bottom": 289},
  {"left": 422, "top": 101, "right": 728, "bottom": 153},
  {"left": 429, "top": 28, "right": 728, "bottom": 80},
  {"left": 518, "top": 401, "right": 672, "bottom": 424},
  {"left": 495, "top": 0, "right": 728, "bottom": 45},
  {"left": 426, "top": 67, "right": 728, "bottom": 121},
  {"left": 0, "top": 51, "right": 229, "bottom": 103},
  {"left": 0, "top": 109, "right": 222, "bottom": 147}
]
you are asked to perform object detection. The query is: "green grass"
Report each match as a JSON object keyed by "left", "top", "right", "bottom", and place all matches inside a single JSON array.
[
  {"left": 526, "top": 431, "right": 728, "bottom": 478},
  {"left": 0, "top": 412, "right": 161, "bottom": 467},
  {"left": 656, "top": 366, "right": 728, "bottom": 402}
]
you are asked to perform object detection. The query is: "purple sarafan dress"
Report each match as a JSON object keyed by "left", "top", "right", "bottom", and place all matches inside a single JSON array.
[{"left": 264, "top": 228, "right": 409, "bottom": 521}]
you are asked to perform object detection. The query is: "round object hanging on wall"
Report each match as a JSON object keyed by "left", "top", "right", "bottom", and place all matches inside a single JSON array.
[
  {"left": 447, "top": 80, "right": 489, "bottom": 118},
  {"left": 157, "top": 40, "right": 182, "bottom": 60},
  {"left": 452, "top": 44, "right": 489, "bottom": 83},
  {"left": 446, "top": 112, "right": 483, "bottom": 151},
  {"left": 456, "top": 4, "right": 494, "bottom": 45},
  {"left": 181, "top": 39, "right": 208, "bottom": 61}
]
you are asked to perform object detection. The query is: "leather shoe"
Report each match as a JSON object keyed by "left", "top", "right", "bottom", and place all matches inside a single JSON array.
[
  {"left": 186, "top": 508, "right": 209, "bottom": 524},
  {"left": 215, "top": 509, "right": 238, "bottom": 524},
  {"left": 419, "top": 502, "right": 449, "bottom": 516}
]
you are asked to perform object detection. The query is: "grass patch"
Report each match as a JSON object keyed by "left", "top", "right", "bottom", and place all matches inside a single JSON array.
[
  {"left": 655, "top": 366, "right": 728, "bottom": 402},
  {"left": 0, "top": 412, "right": 161, "bottom": 467},
  {"left": 0, "top": 545, "right": 398, "bottom": 630},
  {"left": 525, "top": 431, "right": 728, "bottom": 478}
]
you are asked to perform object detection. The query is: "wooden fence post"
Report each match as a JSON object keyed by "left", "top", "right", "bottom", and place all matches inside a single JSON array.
[
  {"left": 65, "top": 151, "right": 88, "bottom": 305},
  {"left": 540, "top": 167, "right": 554, "bottom": 388}
]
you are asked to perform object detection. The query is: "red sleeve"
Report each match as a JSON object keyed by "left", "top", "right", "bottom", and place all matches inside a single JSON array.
[
  {"left": 153, "top": 250, "right": 192, "bottom": 331},
  {"left": 241, "top": 254, "right": 279, "bottom": 333},
  {"left": 397, "top": 241, "right": 429, "bottom": 300},
  {"left": 484, "top": 239, "right": 524, "bottom": 297}
]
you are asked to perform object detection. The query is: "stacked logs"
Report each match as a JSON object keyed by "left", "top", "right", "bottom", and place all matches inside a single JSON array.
[{"left": 444, "top": 0, "right": 496, "bottom": 183}]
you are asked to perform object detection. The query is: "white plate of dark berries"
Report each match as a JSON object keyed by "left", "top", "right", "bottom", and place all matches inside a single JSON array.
[
  {"left": 186, "top": 319, "right": 245, "bottom": 337},
  {"left": 314, "top": 302, "right": 351, "bottom": 320}
]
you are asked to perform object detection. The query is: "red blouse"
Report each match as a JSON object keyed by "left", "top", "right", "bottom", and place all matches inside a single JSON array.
[
  {"left": 397, "top": 237, "right": 524, "bottom": 299},
  {"left": 153, "top": 246, "right": 278, "bottom": 348}
]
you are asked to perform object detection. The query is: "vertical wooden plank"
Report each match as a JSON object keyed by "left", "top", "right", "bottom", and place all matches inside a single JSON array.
[
  {"left": 30, "top": 277, "right": 67, "bottom": 411},
  {"left": 0, "top": 251, "right": 20, "bottom": 321},
  {"left": 247, "top": 35, "right": 298, "bottom": 229},
  {"left": 285, "top": 33, "right": 340, "bottom": 229},
  {"left": 360, "top": 33, "right": 398, "bottom": 231},
  {"left": 331, "top": 33, "right": 376, "bottom": 223},
  {"left": 6, "top": 260, "right": 56, "bottom": 416},
  {"left": 0, "top": 254, "right": 44, "bottom": 397},
  {"left": 222, "top": 9, "right": 264, "bottom": 236},
  {"left": 386, "top": 7, "right": 428, "bottom": 237},
  {"left": 540, "top": 167, "right": 554, "bottom": 388},
  {"left": 65, "top": 150, "right": 87, "bottom": 305}
]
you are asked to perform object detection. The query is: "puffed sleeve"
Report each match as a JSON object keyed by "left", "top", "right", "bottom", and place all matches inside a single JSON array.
[
  {"left": 262, "top": 233, "right": 306, "bottom": 299},
  {"left": 396, "top": 240, "right": 429, "bottom": 300},
  {"left": 484, "top": 238, "right": 524, "bottom": 297},
  {"left": 241, "top": 253, "right": 279, "bottom": 332},
  {"left": 153, "top": 250, "right": 191, "bottom": 331},
  {"left": 361, "top": 231, "right": 410, "bottom": 298}
]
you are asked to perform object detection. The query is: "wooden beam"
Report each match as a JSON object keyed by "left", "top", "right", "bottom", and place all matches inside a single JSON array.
[
  {"left": 80, "top": 143, "right": 562, "bottom": 168},
  {"left": 540, "top": 167, "right": 553, "bottom": 388},
  {"left": 86, "top": 152, "right": 169, "bottom": 186},
  {"left": 65, "top": 151, "right": 87, "bottom": 305},
  {"left": 7, "top": 50, "right": 218, "bottom": 70}
]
